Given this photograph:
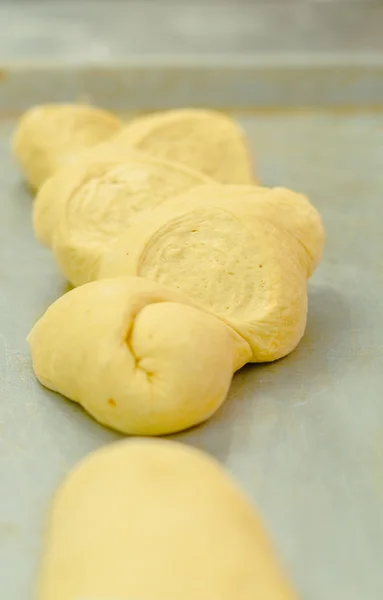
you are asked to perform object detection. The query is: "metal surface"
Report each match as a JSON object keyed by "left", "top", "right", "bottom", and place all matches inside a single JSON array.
[
  {"left": 2, "top": 57, "right": 383, "bottom": 112},
  {"left": 1, "top": 64, "right": 383, "bottom": 600},
  {"left": 1, "top": 1, "right": 383, "bottom": 60}
]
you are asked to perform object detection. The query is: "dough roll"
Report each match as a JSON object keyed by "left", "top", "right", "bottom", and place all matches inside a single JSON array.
[
  {"left": 28, "top": 277, "right": 251, "bottom": 436},
  {"left": 37, "top": 439, "right": 297, "bottom": 600},
  {"left": 13, "top": 106, "right": 255, "bottom": 193},
  {"left": 33, "top": 154, "right": 211, "bottom": 253},
  {"left": 12, "top": 104, "right": 121, "bottom": 190},
  {"left": 112, "top": 108, "right": 256, "bottom": 184},
  {"left": 94, "top": 185, "right": 323, "bottom": 362}
]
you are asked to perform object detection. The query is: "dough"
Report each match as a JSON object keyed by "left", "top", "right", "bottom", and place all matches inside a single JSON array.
[
  {"left": 112, "top": 108, "right": 256, "bottom": 184},
  {"left": 97, "top": 185, "right": 322, "bottom": 361},
  {"left": 12, "top": 104, "right": 121, "bottom": 190},
  {"left": 28, "top": 277, "right": 251, "bottom": 435},
  {"left": 33, "top": 146, "right": 140, "bottom": 248},
  {"left": 37, "top": 439, "right": 297, "bottom": 600},
  {"left": 51, "top": 157, "right": 211, "bottom": 285}
]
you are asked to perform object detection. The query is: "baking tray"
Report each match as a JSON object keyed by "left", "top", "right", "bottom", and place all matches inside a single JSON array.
[{"left": 1, "top": 58, "right": 383, "bottom": 600}]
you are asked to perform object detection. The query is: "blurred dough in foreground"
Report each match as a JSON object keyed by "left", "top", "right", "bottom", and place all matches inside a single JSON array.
[{"left": 37, "top": 439, "right": 297, "bottom": 600}]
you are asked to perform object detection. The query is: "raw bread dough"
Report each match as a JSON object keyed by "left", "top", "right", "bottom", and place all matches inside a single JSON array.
[
  {"left": 97, "top": 184, "right": 323, "bottom": 361},
  {"left": 112, "top": 108, "right": 256, "bottom": 184},
  {"left": 33, "top": 147, "right": 141, "bottom": 248},
  {"left": 50, "top": 157, "right": 211, "bottom": 285},
  {"left": 12, "top": 104, "right": 121, "bottom": 190},
  {"left": 28, "top": 277, "right": 251, "bottom": 435},
  {"left": 100, "top": 183, "right": 322, "bottom": 277},
  {"left": 37, "top": 439, "right": 297, "bottom": 600}
]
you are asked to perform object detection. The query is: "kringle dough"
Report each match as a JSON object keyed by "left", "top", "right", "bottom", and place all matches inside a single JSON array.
[
  {"left": 49, "top": 157, "right": 212, "bottom": 285},
  {"left": 37, "top": 439, "right": 297, "bottom": 600},
  {"left": 94, "top": 185, "right": 324, "bottom": 362},
  {"left": 12, "top": 104, "right": 121, "bottom": 190},
  {"left": 99, "top": 183, "right": 322, "bottom": 277},
  {"left": 28, "top": 277, "right": 251, "bottom": 436},
  {"left": 112, "top": 108, "right": 256, "bottom": 184},
  {"left": 33, "top": 147, "right": 154, "bottom": 248}
]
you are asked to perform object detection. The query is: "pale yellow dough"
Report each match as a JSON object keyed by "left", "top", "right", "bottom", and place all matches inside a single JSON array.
[
  {"left": 28, "top": 277, "right": 251, "bottom": 436},
  {"left": 112, "top": 108, "right": 256, "bottom": 184},
  {"left": 12, "top": 104, "right": 121, "bottom": 190},
  {"left": 50, "top": 157, "right": 211, "bottom": 285},
  {"left": 32, "top": 145, "right": 141, "bottom": 248},
  {"left": 37, "top": 439, "right": 297, "bottom": 600},
  {"left": 97, "top": 184, "right": 324, "bottom": 361},
  {"left": 22, "top": 104, "right": 325, "bottom": 436}
]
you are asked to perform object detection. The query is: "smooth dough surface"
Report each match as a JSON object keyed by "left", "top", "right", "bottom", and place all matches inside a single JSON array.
[
  {"left": 98, "top": 185, "right": 320, "bottom": 361},
  {"left": 38, "top": 439, "right": 297, "bottom": 600},
  {"left": 112, "top": 108, "right": 256, "bottom": 184},
  {"left": 33, "top": 146, "right": 141, "bottom": 248},
  {"left": 12, "top": 104, "right": 121, "bottom": 190},
  {"left": 28, "top": 277, "right": 251, "bottom": 435},
  {"left": 51, "top": 157, "right": 211, "bottom": 286}
]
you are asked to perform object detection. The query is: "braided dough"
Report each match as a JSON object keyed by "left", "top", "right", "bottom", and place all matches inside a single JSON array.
[
  {"left": 55, "top": 184, "right": 323, "bottom": 362},
  {"left": 12, "top": 104, "right": 121, "bottom": 190},
  {"left": 18, "top": 103, "right": 324, "bottom": 435},
  {"left": 113, "top": 108, "right": 255, "bottom": 184},
  {"left": 99, "top": 184, "right": 324, "bottom": 280},
  {"left": 13, "top": 106, "right": 255, "bottom": 194},
  {"left": 31, "top": 108, "right": 256, "bottom": 248},
  {"left": 32, "top": 146, "right": 141, "bottom": 248},
  {"left": 37, "top": 439, "right": 297, "bottom": 600},
  {"left": 43, "top": 156, "right": 211, "bottom": 285},
  {"left": 28, "top": 277, "right": 251, "bottom": 435}
]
